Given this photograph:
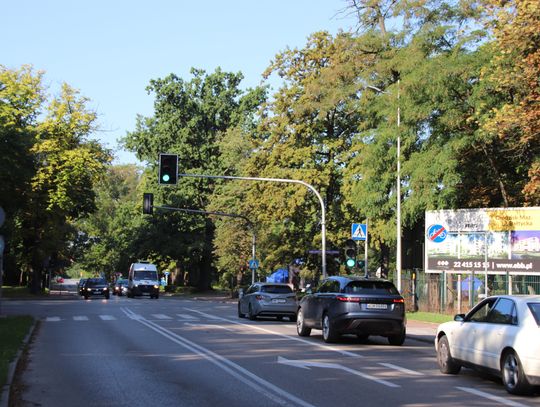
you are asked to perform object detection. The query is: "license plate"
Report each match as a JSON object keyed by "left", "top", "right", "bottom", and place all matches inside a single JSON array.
[
  {"left": 366, "top": 303, "right": 388, "bottom": 309},
  {"left": 272, "top": 299, "right": 286, "bottom": 304}
]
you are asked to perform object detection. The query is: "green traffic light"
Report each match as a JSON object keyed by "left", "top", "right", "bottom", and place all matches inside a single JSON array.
[
  {"left": 346, "top": 258, "right": 356, "bottom": 268},
  {"left": 162, "top": 174, "right": 170, "bottom": 182}
]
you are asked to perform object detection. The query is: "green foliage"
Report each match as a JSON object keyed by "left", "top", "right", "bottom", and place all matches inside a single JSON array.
[{"left": 0, "top": 315, "right": 34, "bottom": 388}]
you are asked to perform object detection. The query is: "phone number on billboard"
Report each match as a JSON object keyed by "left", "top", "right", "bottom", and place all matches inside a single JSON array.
[{"left": 436, "top": 260, "right": 490, "bottom": 269}]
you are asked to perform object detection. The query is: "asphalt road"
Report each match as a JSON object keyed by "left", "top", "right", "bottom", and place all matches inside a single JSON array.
[{"left": 3, "top": 295, "right": 539, "bottom": 407}]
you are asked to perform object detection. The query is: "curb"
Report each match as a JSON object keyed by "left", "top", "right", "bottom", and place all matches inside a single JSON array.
[{"left": 0, "top": 319, "right": 36, "bottom": 407}]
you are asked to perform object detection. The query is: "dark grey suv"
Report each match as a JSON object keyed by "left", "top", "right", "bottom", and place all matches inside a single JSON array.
[{"left": 296, "top": 276, "right": 406, "bottom": 345}]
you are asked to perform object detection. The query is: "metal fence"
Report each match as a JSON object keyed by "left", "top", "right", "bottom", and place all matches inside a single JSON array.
[{"left": 395, "top": 270, "right": 540, "bottom": 315}]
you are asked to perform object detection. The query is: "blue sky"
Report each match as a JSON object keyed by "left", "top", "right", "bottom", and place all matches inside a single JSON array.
[{"left": 2, "top": 1, "right": 356, "bottom": 164}]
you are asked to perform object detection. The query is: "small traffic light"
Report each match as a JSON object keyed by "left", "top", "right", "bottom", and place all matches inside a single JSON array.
[
  {"left": 159, "top": 153, "right": 178, "bottom": 185},
  {"left": 143, "top": 193, "right": 153, "bottom": 215},
  {"left": 344, "top": 239, "right": 357, "bottom": 269}
]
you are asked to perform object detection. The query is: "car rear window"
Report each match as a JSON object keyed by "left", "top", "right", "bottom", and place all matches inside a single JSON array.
[
  {"left": 344, "top": 281, "right": 399, "bottom": 295},
  {"left": 261, "top": 285, "right": 293, "bottom": 294},
  {"left": 528, "top": 303, "right": 540, "bottom": 326}
]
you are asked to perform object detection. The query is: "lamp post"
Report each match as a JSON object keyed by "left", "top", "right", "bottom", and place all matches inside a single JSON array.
[{"left": 366, "top": 80, "right": 402, "bottom": 292}]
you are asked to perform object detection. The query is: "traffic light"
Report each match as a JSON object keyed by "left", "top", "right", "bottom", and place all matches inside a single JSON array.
[
  {"left": 159, "top": 153, "right": 178, "bottom": 185},
  {"left": 143, "top": 193, "right": 153, "bottom": 215},
  {"left": 344, "top": 239, "right": 357, "bottom": 269}
]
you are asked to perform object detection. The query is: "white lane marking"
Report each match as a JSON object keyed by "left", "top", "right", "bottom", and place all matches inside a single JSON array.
[
  {"left": 73, "top": 316, "right": 89, "bottom": 321},
  {"left": 456, "top": 387, "right": 531, "bottom": 407},
  {"left": 378, "top": 362, "right": 424, "bottom": 376},
  {"left": 176, "top": 314, "right": 199, "bottom": 320},
  {"left": 184, "top": 308, "right": 363, "bottom": 358},
  {"left": 46, "top": 317, "right": 61, "bottom": 322},
  {"left": 278, "top": 357, "right": 399, "bottom": 388},
  {"left": 99, "top": 315, "right": 116, "bottom": 321},
  {"left": 151, "top": 314, "right": 172, "bottom": 320},
  {"left": 184, "top": 322, "right": 235, "bottom": 332},
  {"left": 121, "top": 307, "right": 314, "bottom": 407}
]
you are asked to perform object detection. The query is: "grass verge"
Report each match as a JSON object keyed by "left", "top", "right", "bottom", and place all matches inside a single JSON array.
[
  {"left": 0, "top": 315, "right": 34, "bottom": 389},
  {"left": 406, "top": 311, "right": 454, "bottom": 324}
]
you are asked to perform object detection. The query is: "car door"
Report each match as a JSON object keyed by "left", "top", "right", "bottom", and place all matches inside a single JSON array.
[
  {"left": 241, "top": 285, "right": 255, "bottom": 314},
  {"left": 450, "top": 298, "right": 497, "bottom": 364},
  {"left": 302, "top": 281, "right": 326, "bottom": 325},
  {"left": 313, "top": 280, "right": 339, "bottom": 328},
  {"left": 480, "top": 298, "right": 519, "bottom": 370}
]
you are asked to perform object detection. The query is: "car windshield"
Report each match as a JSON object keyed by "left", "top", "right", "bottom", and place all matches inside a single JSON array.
[
  {"left": 344, "top": 281, "right": 399, "bottom": 295},
  {"left": 260, "top": 285, "right": 293, "bottom": 294},
  {"left": 134, "top": 270, "right": 157, "bottom": 279},
  {"left": 87, "top": 278, "right": 106, "bottom": 286},
  {"left": 528, "top": 303, "right": 540, "bottom": 326}
]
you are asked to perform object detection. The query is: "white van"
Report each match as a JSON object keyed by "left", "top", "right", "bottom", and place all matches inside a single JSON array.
[{"left": 127, "top": 262, "right": 160, "bottom": 299}]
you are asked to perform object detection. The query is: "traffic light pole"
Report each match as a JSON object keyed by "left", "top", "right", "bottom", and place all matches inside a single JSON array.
[
  {"left": 155, "top": 205, "right": 257, "bottom": 284},
  {"left": 177, "top": 173, "right": 328, "bottom": 279}
]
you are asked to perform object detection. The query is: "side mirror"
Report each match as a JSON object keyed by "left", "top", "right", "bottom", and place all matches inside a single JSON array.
[{"left": 454, "top": 314, "right": 465, "bottom": 322}]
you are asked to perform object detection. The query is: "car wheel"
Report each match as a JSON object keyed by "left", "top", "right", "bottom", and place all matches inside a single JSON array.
[
  {"left": 248, "top": 304, "right": 257, "bottom": 321},
  {"left": 388, "top": 327, "right": 406, "bottom": 346},
  {"left": 501, "top": 350, "right": 531, "bottom": 395},
  {"left": 84, "top": 295, "right": 89, "bottom": 300},
  {"left": 437, "top": 335, "right": 461, "bottom": 374},
  {"left": 105, "top": 294, "right": 110, "bottom": 299},
  {"left": 296, "top": 309, "right": 311, "bottom": 337},
  {"left": 322, "top": 313, "right": 339, "bottom": 343},
  {"left": 238, "top": 303, "right": 245, "bottom": 318}
]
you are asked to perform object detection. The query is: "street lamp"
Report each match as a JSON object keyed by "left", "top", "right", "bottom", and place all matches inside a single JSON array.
[{"left": 366, "top": 80, "right": 402, "bottom": 292}]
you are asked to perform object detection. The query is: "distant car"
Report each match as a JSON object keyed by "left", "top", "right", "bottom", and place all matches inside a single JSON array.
[
  {"left": 83, "top": 278, "right": 110, "bottom": 300},
  {"left": 435, "top": 295, "right": 540, "bottom": 395},
  {"left": 78, "top": 278, "right": 87, "bottom": 296},
  {"left": 113, "top": 278, "right": 128, "bottom": 296},
  {"left": 238, "top": 283, "right": 297, "bottom": 321},
  {"left": 296, "top": 276, "right": 406, "bottom": 345}
]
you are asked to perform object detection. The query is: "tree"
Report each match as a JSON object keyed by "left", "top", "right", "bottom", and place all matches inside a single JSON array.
[{"left": 123, "top": 68, "right": 265, "bottom": 290}]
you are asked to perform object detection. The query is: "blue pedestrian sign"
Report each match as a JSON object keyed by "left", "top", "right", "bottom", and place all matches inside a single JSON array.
[
  {"left": 351, "top": 223, "right": 367, "bottom": 241},
  {"left": 248, "top": 259, "right": 259, "bottom": 269}
]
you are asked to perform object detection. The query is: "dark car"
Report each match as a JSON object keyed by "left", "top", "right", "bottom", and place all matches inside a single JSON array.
[
  {"left": 238, "top": 283, "right": 297, "bottom": 321},
  {"left": 296, "top": 276, "right": 406, "bottom": 345},
  {"left": 82, "top": 278, "right": 110, "bottom": 300},
  {"left": 78, "top": 278, "right": 87, "bottom": 296},
  {"left": 113, "top": 278, "right": 128, "bottom": 296}
]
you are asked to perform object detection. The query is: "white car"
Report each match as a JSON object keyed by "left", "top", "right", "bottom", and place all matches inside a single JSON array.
[{"left": 435, "top": 295, "right": 540, "bottom": 395}]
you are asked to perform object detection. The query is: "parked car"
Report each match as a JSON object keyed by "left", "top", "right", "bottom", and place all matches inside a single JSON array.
[
  {"left": 82, "top": 278, "right": 110, "bottom": 300},
  {"left": 113, "top": 278, "right": 128, "bottom": 296},
  {"left": 238, "top": 283, "right": 297, "bottom": 321},
  {"left": 78, "top": 278, "right": 87, "bottom": 296},
  {"left": 296, "top": 276, "right": 406, "bottom": 345},
  {"left": 435, "top": 295, "right": 540, "bottom": 395}
]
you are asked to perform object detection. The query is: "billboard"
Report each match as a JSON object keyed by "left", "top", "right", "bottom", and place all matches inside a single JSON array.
[{"left": 425, "top": 207, "right": 540, "bottom": 274}]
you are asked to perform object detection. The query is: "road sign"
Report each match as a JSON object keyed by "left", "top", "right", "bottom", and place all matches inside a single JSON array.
[
  {"left": 351, "top": 223, "right": 367, "bottom": 241},
  {"left": 427, "top": 224, "right": 447, "bottom": 243},
  {"left": 248, "top": 259, "right": 259, "bottom": 269}
]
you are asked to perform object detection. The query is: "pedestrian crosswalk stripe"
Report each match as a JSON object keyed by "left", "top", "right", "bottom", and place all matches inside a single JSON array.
[
  {"left": 176, "top": 314, "right": 199, "bottom": 320},
  {"left": 73, "top": 316, "right": 88, "bottom": 321},
  {"left": 99, "top": 315, "right": 116, "bottom": 320},
  {"left": 46, "top": 317, "right": 61, "bottom": 322},
  {"left": 152, "top": 314, "right": 172, "bottom": 320}
]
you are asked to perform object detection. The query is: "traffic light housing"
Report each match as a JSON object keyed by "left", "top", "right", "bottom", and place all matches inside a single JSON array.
[
  {"left": 344, "top": 239, "right": 357, "bottom": 269},
  {"left": 143, "top": 193, "right": 153, "bottom": 215},
  {"left": 159, "top": 153, "right": 178, "bottom": 185}
]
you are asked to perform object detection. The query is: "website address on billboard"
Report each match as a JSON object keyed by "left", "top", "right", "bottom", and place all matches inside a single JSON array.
[{"left": 427, "top": 258, "right": 539, "bottom": 273}]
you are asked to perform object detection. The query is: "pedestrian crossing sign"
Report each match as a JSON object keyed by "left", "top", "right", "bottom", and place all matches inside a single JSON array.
[{"left": 351, "top": 223, "right": 367, "bottom": 241}]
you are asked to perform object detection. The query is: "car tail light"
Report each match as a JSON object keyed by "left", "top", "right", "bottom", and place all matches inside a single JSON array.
[
  {"left": 336, "top": 295, "right": 361, "bottom": 303},
  {"left": 393, "top": 298, "right": 405, "bottom": 303}
]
